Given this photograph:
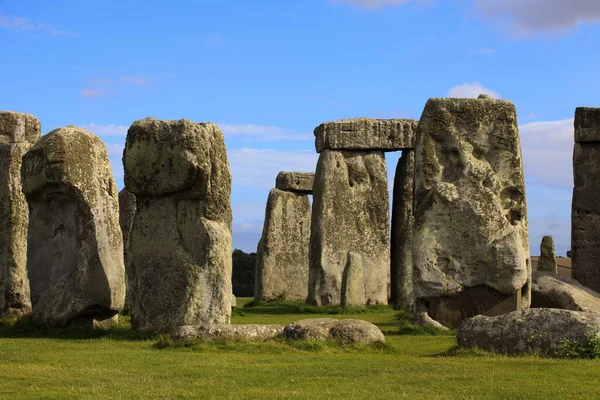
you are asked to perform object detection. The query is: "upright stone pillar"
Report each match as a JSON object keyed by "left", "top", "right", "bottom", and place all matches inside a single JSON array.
[
  {"left": 412, "top": 95, "right": 530, "bottom": 328},
  {"left": 22, "top": 126, "right": 125, "bottom": 327},
  {"left": 118, "top": 188, "right": 136, "bottom": 311},
  {"left": 390, "top": 149, "right": 415, "bottom": 309},
  {"left": 572, "top": 107, "right": 600, "bottom": 292},
  {"left": 124, "top": 118, "right": 232, "bottom": 334},
  {"left": 308, "top": 118, "right": 417, "bottom": 306},
  {"left": 254, "top": 172, "right": 313, "bottom": 301},
  {"left": 0, "top": 111, "right": 40, "bottom": 317},
  {"left": 537, "top": 235, "right": 557, "bottom": 273}
]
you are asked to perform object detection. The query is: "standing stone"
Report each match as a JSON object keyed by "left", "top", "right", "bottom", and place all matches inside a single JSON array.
[
  {"left": 390, "top": 150, "right": 415, "bottom": 309},
  {"left": 341, "top": 252, "right": 365, "bottom": 307},
  {"left": 308, "top": 150, "right": 390, "bottom": 306},
  {"left": 254, "top": 186, "right": 311, "bottom": 301},
  {"left": 123, "top": 118, "right": 232, "bottom": 334},
  {"left": 537, "top": 235, "right": 557, "bottom": 273},
  {"left": 118, "top": 188, "right": 136, "bottom": 311},
  {"left": 572, "top": 107, "right": 600, "bottom": 293},
  {"left": 412, "top": 96, "right": 530, "bottom": 328},
  {"left": 0, "top": 111, "right": 40, "bottom": 317},
  {"left": 21, "top": 126, "right": 125, "bottom": 327}
]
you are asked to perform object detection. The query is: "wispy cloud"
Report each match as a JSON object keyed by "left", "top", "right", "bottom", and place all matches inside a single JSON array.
[
  {"left": 80, "top": 88, "right": 114, "bottom": 98},
  {"left": 0, "top": 13, "right": 76, "bottom": 37},
  {"left": 447, "top": 82, "right": 501, "bottom": 99},
  {"left": 119, "top": 75, "right": 149, "bottom": 86},
  {"left": 474, "top": 48, "right": 496, "bottom": 55},
  {"left": 220, "top": 124, "right": 312, "bottom": 141},
  {"left": 81, "top": 74, "right": 150, "bottom": 98}
]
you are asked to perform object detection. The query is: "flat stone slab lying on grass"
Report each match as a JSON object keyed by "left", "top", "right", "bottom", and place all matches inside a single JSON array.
[
  {"left": 457, "top": 308, "right": 600, "bottom": 356},
  {"left": 283, "top": 318, "right": 385, "bottom": 344},
  {"left": 173, "top": 324, "right": 284, "bottom": 342},
  {"left": 532, "top": 271, "right": 600, "bottom": 313}
]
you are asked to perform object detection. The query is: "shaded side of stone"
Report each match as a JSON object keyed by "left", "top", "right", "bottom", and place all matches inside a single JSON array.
[
  {"left": 412, "top": 97, "right": 531, "bottom": 329},
  {"left": 314, "top": 118, "right": 417, "bottom": 152},
  {"left": 532, "top": 271, "right": 600, "bottom": 313},
  {"left": 254, "top": 188, "right": 310, "bottom": 301},
  {"left": 537, "top": 235, "right": 557, "bottom": 273},
  {"left": 124, "top": 118, "right": 232, "bottom": 334},
  {"left": 574, "top": 107, "right": 600, "bottom": 143},
  {"left": 22, "top": 126, "right": 125, "bottom": 327},
  {"left": 390, "top": 149, "right": 415, "bottom": 309},
  {"left": 118, "top": 188, "right": 136, "bottom": 311},
  {"left": 308, "top": 150, "right": 390, "bottom": 306},
  {"left": 572, "top": 140, "right": 600, "bottom": 293},
  {"left": 275, "top": 171, "right": 314, "bottom": 193}
]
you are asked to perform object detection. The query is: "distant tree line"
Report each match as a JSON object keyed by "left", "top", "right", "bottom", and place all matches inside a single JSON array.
[{"left": 232, "top": 249, "right": 255, "bottom": 297}]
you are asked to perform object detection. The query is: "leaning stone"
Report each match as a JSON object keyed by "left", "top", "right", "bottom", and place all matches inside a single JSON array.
[
  {"left": 123, "top": 118, "right": 232, "bottom": 334},
  {"left": 574, "top": 107, "right": 600, "bottom": 143},
  {"left": 283, "top": 318, "right": 340, "bottom": 341},
  {"left": 21, "top": 126, "right": 125, "bottom": 327},
  {"left": 118, "top": 188, "right": 136, "bottom": 312},
  {"left": 412, "top": 97, "right": 530, "bottom": 329},
  {"left": 537, "top": 235, "right": 557, "bottom": 273},
  {"left": 308, "top": 150, "right": 390, "bottom": 306},
  {"left": 329, "top": 319, "right": 385, "bottom": 344},
  {"left": 390, "top": 149, "right": 415, "bottom": 309},
  {"left": 275, "top": 171, "right": 314, "bottom": 193},
  {"left": 0, "top": 111, "right": 40, "bottom": 317},
  {"left": 532, "top": 271, "right": 600, "bottom": 313},
  {"left": 314, "top": 118, "right": 418, "bottom": 153},
  {"left": 173, "top": 324, "right": 283, "bottom": 342},
  {"left": 457, "top": 308, "right": 600, "bottom": 356},
  {"left": 254, "top": 188, "right": 310, "bottom": 301}
]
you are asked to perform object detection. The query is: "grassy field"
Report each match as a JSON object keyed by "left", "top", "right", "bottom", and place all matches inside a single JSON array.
[{"left": 1, "top": 298, "right": 600, "bottom": 399}]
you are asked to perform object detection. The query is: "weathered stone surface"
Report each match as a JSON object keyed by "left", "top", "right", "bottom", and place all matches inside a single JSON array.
[
  {"left": 532, "top": 271, "right": 600, "bottom": 313},
  {"left": 123, "top": 118, "right": 232, "bottom": 334},
  {"left": 275, "top": 171, "right": 314, "bottom": 193},
  {"left": 412, "top": 97, "right": 530, "bottom": 328},
  {"left": 341, "top": 252, "right": 365, "bottom": 307},
  {"left": 231, "top": 294, "right": 237, "bottom": 309},
  {"left": 118, "top": 188, "right": 136, "bottom": 311},
  {"left": 308, "top": 150, "right": 390, "bottom": 306},
  {"left": 572, "top": 114, "right": 600, "bottom": 292},
  {"left": 537, "top": 235, "right": 557, "bottom": 273},
  {"left": 283, "top": 318, "right": 385, "bottom": 344},
  {"left": 173, "top": 324, "right": 283, "bottom": 342},
  {"left": 314, "top": 118, "right": 418, "bottom": 153},
  {"left": 390, "top": 150, "right": 415, "bottom": 308},
  {"left": 0, "top": 111, "right": 40, "bottom": 317},
  {"left": 254, "top": 188, "right": 310, "bottom": 301},
  {"left": 21, "top": 126, "right": 125, "bottom": 327},
  {"left": 574, "top": 107, "right": 600, "bottom": 143},
  {"left": 457, "top": 308, "right": 600, "bottom": 356},
  {"left": 0, "top": 110, "right": 41, "bottom": 145}
]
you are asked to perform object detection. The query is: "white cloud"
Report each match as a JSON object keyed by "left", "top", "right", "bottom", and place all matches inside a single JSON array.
[
  {"left": 0, "top": 13, "right": 75, "bottom": 36},
  {"left": 81, "top": 74, "right": 150, "bottom": 98},
  {"left": 80, "top": 88, "right": 114, "bottom": 98},
  {"left": 228, "top": 148, "right": 318, "bottom": 188},
  {"left": 79, "top": 123, "right": 128, "bottom": 136},
  {"left": 519, "top": 118, "right": 574, "bottom": 188},
  {"left": 471, "top": 0, "right": 600, "bottom": 33},
  {"left": 220, "top": 124, "right": 312, "bottom": 141},
  {"left": 447, "top": 82, "right": 501, "bottom": 99}
]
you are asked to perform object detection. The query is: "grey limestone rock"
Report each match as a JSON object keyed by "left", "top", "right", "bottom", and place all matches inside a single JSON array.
[
  {"left": 341, "top": 252, "right": 365, "bottom": 307},
  {"left": 255, "top": 188, "right": 310, "bottom": 301},
  {"left": 0, "top": 111, "right": 40, "bottom": 317},
  {"left": 308, "top": 150, "right": 390, "bottom": 306},
  {"left": 283, "top": 318, "right": 385, "bottom": 344},
  {"left": 173, "top": 323, "right": 284, "bottom": 342},
  {"left": 537, "top": 235, "right": 557, "bottom": 273},
  {"left": 275, "top": 171, "right": 314, "bottom": 193},
  {"left": 123, "top": 118, "right": 232, "bottom": 334},
  {"left": 532, "top": 271, "right": 600, "bottom": 313},
  {"left": 314, "top": 118, "right": 418, "bottom": 153},
  {"left": 412, "top": 96, "right": 530, "bottom": 328},
  {"left": 457, "top": 308, "right": 600, "bottom": 356},
  {"left": 21, "top": 126, "right": 125, "bottom": 327}
]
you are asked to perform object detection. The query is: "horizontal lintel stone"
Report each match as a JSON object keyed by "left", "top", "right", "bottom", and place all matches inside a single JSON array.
[{"left": 275, "top": 171, "right": 314, "bottom": 193}]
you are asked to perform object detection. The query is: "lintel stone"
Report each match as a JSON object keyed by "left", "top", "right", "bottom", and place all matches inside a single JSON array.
[
  {"left": 275, "top": 171, "right": 314, "bottom": 193},
  {"left": 575, "top": 107, "right": 600, "bottom": 143}
]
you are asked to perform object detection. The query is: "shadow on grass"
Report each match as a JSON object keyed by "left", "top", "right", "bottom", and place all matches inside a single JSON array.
[{"left": 242, "top": 299, "right": 392, "bottom": 316}]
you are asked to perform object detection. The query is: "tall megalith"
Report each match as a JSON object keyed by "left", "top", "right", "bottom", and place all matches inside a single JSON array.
[
  {"left": 254, "top": 172, "right": 313, "bottom": 301},
  {"left": 572, "top": 107, "right": 600, "bottom": 292},
  {"left": 123, "top": 118, "right": 232, "bottom": 334},
  {"left": 0, "top": 111, "right": 40, "bottom": 317},
  {"left": 21, "top": 126, "right": 125, "bottom": 327},
  {"left": 537, "top": 235, "right": 557, "bottom": 273},
  {"left": 308, "top": 118, "right": 417, "bottom": 306},
  {"left": 412, "top": 95, "right": 530, "bottom": 328}
]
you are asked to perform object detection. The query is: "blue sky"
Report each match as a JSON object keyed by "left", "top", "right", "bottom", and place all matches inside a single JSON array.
[{"left": 1, "top": 0, "right": 599, "bottom": 255}]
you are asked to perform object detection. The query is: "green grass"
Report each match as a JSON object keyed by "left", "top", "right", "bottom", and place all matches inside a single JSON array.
[{"left": 1, "top": 298, "right": 600, "bottom": 399}]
